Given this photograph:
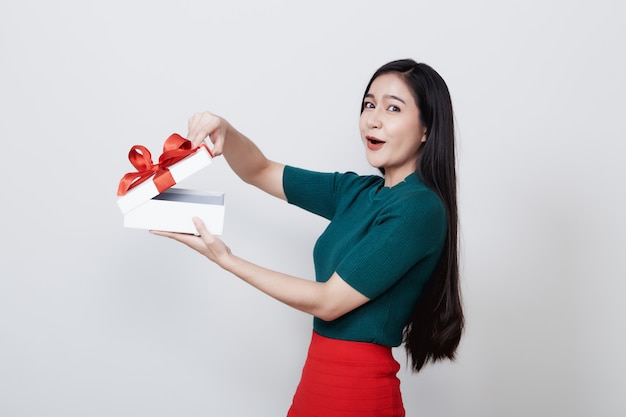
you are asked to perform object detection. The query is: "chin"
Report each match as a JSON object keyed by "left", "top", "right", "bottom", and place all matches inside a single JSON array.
[{"left": 365, "top": 155, "right": 384, "bottom": 170}]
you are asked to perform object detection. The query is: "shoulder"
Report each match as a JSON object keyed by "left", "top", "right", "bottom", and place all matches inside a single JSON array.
[
  {"left": 284, "top": 166, "right": 383, "bottom": 193},
  {"left": 382, "top": 179, "right": 447, "bottom": 229},
  {"left": 405, "top": 184, "right": 445, "bottom": 213},
  {"left": 337, "top": 171, "right": 382, "bottom": 191}
]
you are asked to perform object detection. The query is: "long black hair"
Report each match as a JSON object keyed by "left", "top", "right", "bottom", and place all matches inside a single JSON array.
[{"left": 361, "top": 59, "right": 464, "bottom": 372}]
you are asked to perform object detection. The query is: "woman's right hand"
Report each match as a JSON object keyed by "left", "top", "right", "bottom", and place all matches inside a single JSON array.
[
  {"left": 187, "top": 111, "right": 230, "bottom": 156},
  {"left": 186, "top": 110, "right": 286, "bottom": 200}
]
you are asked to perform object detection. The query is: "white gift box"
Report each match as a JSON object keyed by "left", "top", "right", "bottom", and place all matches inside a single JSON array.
[
  {"left": 117, "top": 141, "right": 225, "bottom": 234},
  {"left": 123, "top": 188, "right": 225, "bottom": 235}
]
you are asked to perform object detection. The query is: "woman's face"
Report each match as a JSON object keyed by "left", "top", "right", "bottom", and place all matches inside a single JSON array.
[{"left": 359, "top": 72, "right": 427, "bottom": 185}]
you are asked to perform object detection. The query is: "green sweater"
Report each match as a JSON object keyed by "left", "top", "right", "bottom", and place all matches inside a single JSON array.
[{"left": 283, "top": 166, "right": 447, "bottom": 347}]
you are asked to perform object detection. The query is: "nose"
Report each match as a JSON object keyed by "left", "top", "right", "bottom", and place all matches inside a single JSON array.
[{"left": 365, "top": 112, "right": 381, "bottom": 129}]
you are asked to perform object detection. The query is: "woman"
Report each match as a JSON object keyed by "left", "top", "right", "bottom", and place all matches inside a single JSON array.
[{"left": 153, "top": 59, "right": 464, "bottom": 417}]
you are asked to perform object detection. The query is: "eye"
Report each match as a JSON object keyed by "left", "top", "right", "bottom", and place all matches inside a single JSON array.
[
  {"left": 388, "top": 105, "right": 400, "bottom": 112},
  {"left": 363, "top": 101, "right": 375, "bottom": 109}
]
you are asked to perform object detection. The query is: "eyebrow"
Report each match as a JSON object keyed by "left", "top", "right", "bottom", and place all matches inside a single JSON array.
[{"left": 364, "top": 93, "right": 407, "bottom": 104}]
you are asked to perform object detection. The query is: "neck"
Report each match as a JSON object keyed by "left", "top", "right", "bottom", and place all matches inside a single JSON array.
[{"left": 383, "top": 166, "right": 415, "bottom": 188}]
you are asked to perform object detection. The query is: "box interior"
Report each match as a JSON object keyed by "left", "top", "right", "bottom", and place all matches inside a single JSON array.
[{"left": 152, "top": 188, "right": 225, "bottom": 205}]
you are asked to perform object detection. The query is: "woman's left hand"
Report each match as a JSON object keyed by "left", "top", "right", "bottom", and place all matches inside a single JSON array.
[
  {"left": 151, "top": 219, "right": 370, "bottom": 321},
  {"left": 150, "top": 217, "right": 233, "bottom": 269}
]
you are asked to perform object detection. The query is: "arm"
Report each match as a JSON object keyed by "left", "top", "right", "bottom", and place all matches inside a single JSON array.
[
  {"left": 152, "top": 218, "right": 370, "bottom": 321},
  {"left": 187, "top": 111, "right": 285, "bottom": 200}
]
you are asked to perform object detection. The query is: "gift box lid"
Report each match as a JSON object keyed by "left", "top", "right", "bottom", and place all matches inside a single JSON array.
[{"left": 116, "top": 134, "right": 213, "bottom": 214}]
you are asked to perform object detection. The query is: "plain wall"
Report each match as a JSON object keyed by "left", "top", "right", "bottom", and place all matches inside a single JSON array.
[{"left": 1, "top": 1, "right": 625, "bottom": 416}]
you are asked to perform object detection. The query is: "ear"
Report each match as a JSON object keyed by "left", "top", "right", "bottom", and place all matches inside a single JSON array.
[{"left": 421, "top": 131, "right": 427, "bottom": 143}]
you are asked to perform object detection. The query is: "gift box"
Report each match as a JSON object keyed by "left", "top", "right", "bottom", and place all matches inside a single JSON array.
[
  {"left": 117, "top": 133, "right": 225, "bottom": 235},
  {"left": 123, "top": 188, "right": 225, "bottom": 235}
]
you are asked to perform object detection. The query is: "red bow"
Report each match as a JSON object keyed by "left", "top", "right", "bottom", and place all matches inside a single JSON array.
[{"left": 117, "top": 133, "right": 210, "bottom": 196}]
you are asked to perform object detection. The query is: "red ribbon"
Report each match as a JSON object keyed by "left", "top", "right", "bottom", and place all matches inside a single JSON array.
[{"left": 117, "top": 133, "right": 211, "bottom": 196}]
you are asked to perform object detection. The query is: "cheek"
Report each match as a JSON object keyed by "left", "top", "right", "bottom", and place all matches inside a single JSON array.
[
  {"left": 400, "top": 120, "right": 424, "bottom": 143},
  {"left": 358, "top": 117, "right": 367, "bottom": 135}
]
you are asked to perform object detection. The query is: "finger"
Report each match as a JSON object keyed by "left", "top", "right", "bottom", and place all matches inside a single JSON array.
[
  {"left": 150, "top": 230, "right": 201, "bottom": 247},
  {"left": 150, "top": 229, "right": 177, "bottom": 238},
  {"left": 187, "top": 112, "right": 216, "bottom": 147},
  {"left": 187, "top": 112, "right": 202, "bottom": 142},
  {"left": 192, "top": 217, "right": 215, "bottom": 243},
  {"left": 150, "top": 229, "right": 193, "bottom": 237},
  {"left": 209, "top": 136, "right": 224, "bottom": 157}
]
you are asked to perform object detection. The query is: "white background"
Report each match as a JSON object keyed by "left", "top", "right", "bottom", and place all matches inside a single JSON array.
[{"left": 1, "top": 1, "right": 625, "bottom": 416}]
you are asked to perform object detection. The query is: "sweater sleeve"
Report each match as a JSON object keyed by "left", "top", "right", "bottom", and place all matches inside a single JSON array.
[
  {"left": 282, "top": 165, "right": 346, "bottom": 220},
  {"left": 336, "top": 192, "right": 447, "bottom": 299}
]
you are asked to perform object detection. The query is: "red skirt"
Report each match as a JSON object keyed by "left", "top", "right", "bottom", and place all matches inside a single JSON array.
[{"left": 287, "top": 331, "right": 405, "bottom": 417}]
